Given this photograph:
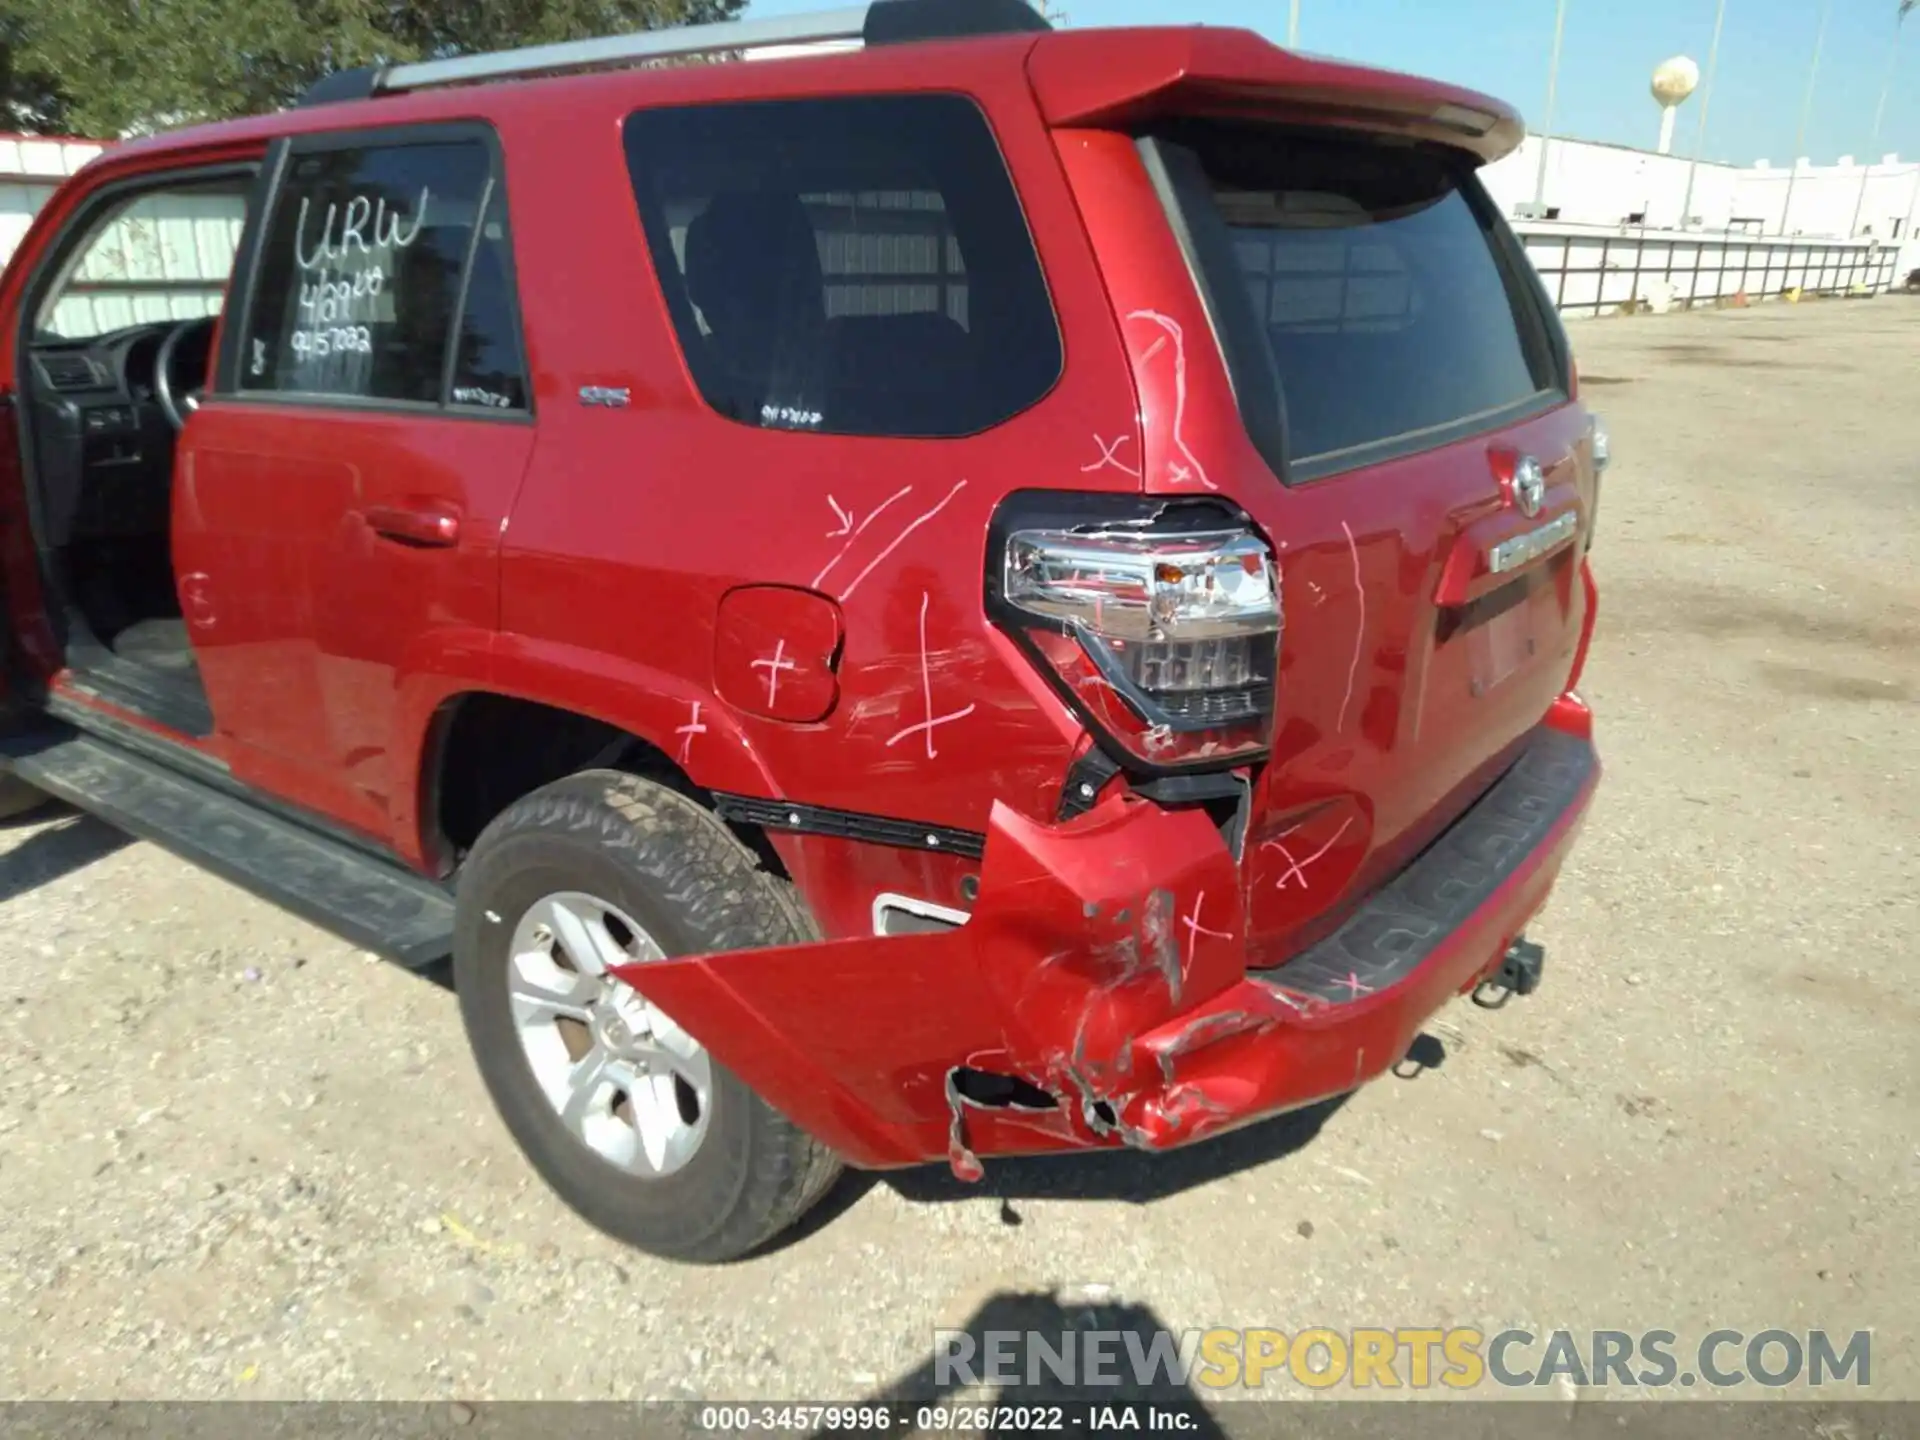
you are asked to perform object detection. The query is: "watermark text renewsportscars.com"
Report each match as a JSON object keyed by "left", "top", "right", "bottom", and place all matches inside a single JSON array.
[{"left": 932, "top": 1327, "right": 1873, "bottom": 1392}]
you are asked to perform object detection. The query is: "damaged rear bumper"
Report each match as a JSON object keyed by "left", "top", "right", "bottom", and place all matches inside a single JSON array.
[{"left": 614, "top": 708, "right": 1600, "bottom": 1172}]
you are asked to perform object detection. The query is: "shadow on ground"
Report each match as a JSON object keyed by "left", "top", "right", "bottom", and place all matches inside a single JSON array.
[
  {"left": 0, "top": 809, "right": 133, "bottom": 906},
  {"left": 846, "top": 1290, "right": 1231, "bottom": 1437},
  {"left": 776, "top": 1032, "right": 1449, "bottom": 1248}
]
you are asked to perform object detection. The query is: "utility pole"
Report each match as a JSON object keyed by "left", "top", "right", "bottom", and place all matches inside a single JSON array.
[
  {"left": 1533, "top": 0, "right": 1570, "bottom": 212},
  {"left": 1678, "top": 0, "right": 1729, "bottom": 230},
  {"left": 1780, "top": 0, "right": 1833, "bottom": 236},
  {"left": 1849, "top": 3, "right": 1913, "bottom": 238},
  {"left": 1287, "top": 0, "right": 1300, "bottom": 48}
]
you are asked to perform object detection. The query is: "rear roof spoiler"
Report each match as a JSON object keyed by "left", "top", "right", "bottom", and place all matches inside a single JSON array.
[{"left": 1026, "top": 27, "right": 1524, "bottom": 167}]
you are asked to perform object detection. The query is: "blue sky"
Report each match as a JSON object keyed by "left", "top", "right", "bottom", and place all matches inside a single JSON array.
[{"left": 743, "top": 0, "right": 1919, "bottom": 166}]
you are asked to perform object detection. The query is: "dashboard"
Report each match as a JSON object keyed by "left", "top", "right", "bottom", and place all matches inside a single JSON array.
[{"left": 26, "top": 318, "right": 213, "bottom": 545}]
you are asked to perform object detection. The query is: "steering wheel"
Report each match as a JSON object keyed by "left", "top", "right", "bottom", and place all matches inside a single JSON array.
[{"left": 153, "top": 317, "right": 216, "bottom": 432}]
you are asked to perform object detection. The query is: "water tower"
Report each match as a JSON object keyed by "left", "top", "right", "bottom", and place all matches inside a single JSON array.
[{"left": 1652, "top": 56, "right": 1700, "bottom": 155}]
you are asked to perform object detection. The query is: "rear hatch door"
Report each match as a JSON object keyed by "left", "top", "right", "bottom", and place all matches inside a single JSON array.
[{"left": 1037, "top": 34, "right": 1597, "bottom": 956}]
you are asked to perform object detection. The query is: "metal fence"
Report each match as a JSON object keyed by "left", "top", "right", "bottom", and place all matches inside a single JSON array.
[{"left": 1514, "top": 223, "right": 1903, "bottom": 319}]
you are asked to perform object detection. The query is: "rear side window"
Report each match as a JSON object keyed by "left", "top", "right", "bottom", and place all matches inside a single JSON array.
[
  {"left": 449, "top": 190, "right": 527, "bottom": 412},
  {"left": 1146, "top": 121, "right": 1561, "bottom": 482},
  {"left": 236, "top": 136, "right": 527, "bottom": 412},
  {"left": 624, "top": 94, "right": 1061, "bottom": 438}
]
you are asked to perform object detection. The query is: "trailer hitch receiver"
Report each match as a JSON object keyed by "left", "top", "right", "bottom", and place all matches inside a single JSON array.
[{"left": 1472, "top": 936, "right": 1546, "bottom": 1009}]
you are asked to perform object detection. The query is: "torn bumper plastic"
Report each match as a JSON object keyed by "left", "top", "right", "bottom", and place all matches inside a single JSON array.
[{"left": 614, "top": 709, "right": 1600, "bottom": 1172}]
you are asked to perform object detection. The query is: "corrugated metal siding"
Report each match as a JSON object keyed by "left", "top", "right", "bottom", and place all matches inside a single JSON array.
[
  {"left": 808, "top": 190, "right": 968, "bottom": 326},
  {"left": 44, "top": 190, "right": 245, "bottom": 336},
  {"left": 0, "top": 136, "right": 104, "bottom": 181},
  {"left": 664, "top": 191, "right": 972, "bottom": 332},
  {"left": 0, "top": 181, "right": 59, "bottom": 268},
  {"left": 1, "top": 137, "right": 108, "bottom": 279}
]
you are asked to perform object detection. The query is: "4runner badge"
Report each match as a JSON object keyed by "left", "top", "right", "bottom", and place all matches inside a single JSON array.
[{"left": 1511, "top": 455, "right": 1545, "bottom": 517}]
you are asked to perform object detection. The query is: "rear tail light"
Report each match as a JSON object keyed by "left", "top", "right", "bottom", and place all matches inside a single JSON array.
[{"left": 990, "top": 496, "right": 1280, "bottom": 768}]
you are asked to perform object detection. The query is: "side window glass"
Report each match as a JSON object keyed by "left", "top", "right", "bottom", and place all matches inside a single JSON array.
[
  {"left": 33, "top": 185, "right": 248, "bottom": 342},
  {"left": 448, "top": 190, "right": 527, "bottom": 412},
  {"left": 239, "top": 139, "right": 490, "bottom": 404},
  {"left": 623, "top": 94, "right": 1061, "bottom": 439}
]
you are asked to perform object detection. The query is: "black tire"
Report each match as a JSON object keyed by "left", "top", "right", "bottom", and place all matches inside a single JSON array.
[
  {"left": 0, "top": 774, "right": 53, "bottom": 824},
  {"left": 451, "top": 769, "right": 842, "bottom": 1263}
]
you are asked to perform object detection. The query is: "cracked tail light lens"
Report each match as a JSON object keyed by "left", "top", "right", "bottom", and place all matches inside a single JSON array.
[{"left": 1002, "top": 527, "right": 1280, "bottom": 765}]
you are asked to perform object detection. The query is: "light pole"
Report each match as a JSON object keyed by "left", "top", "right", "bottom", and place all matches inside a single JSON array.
[
  {"left": 1849, "top": 2, "right": 1915, "bottom": 238},
  {"left": 1679, "top": 0, "right": 1729, "bottom": 230},
  {"left": 1287, "top": 0, "right": 1299, "bottom": 48},
  {"left": 1780, "top": 0, "right": 1833, "bottom": 236},
  {"left": 1533, "top": 0, "right": 1570, "bottom": 212}
]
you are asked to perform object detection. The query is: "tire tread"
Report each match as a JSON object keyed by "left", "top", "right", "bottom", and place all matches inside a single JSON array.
[{"left": 455, "top": 769, "right": 842, "bottom": 1262}]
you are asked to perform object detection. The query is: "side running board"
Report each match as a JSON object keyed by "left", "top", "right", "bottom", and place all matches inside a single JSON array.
[{"left": 0, "top": 724, "right": 453, "bottom": 969}]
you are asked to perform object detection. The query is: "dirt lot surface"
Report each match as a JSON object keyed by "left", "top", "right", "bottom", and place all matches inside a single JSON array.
[{"left": 1, "top": 299, "right": 1915, "bottom": 1406}]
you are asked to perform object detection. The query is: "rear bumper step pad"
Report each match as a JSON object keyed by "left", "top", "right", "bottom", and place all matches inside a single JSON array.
[{"left": 1251, "top": 727, "right": 1597, "bottom": 1004}]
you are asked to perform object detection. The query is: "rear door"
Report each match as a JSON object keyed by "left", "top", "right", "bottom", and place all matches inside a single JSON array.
[
  {"left": 177, "top": 125, "right": 535, "bottom": 845},
  {"left": 1066, "top": 117, "right": 1596, "bottom": 951}
]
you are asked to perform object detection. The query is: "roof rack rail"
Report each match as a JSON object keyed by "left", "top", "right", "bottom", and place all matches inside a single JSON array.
[{"left": 298, "top": 0, "right": 1049, "bottom": 107}]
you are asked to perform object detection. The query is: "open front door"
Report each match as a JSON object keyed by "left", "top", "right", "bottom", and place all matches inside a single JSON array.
[
  {"left": 0, "top": 139, "right": 270, "bottom": 745},
  {"left": 0, "top": 192, "right": 65, "bottom": 717}
]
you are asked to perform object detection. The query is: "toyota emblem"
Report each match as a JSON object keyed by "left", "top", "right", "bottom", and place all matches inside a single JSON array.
[{"left": 1511, "top": 456, "right": 1545, "bottom": 518}]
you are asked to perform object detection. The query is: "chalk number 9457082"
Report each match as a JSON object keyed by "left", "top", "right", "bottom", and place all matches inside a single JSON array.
[{"left": 291, "top": 326, "right": 373, "bottom": 360}]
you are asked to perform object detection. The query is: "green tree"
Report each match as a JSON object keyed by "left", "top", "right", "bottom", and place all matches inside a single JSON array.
[
  {"left": 379, "top": 0, "right": 747, "bottom": 60},
  {"left": 6, "top": 0, "right": 746, "bottom": 138},
  {"left": 1, "top": 5, "right": 72, "bottom": 130}
]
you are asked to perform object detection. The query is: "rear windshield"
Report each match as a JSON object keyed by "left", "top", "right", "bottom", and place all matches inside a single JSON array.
[{"left": 1145, "top": 121, "right": 1563, "bottom": 483}]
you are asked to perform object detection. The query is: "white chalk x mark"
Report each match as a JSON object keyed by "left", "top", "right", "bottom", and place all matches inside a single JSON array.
[
  {"left": 885, "top": 592, "right": 977, "bottom": 759},
  {"left": 1180, "top": 890, "right": 1232, "bottom": 970},
  {"left": 750, "top": 639, "right": 798, "bottom": 708},
  {"left": 1261, "top": 816, "right": 1354, "bottom": 892},
  {"left": 1081, "top": 434, "right": 1141, "bottom": 477},
  {"left": 674, "top": 701, "right": 707, "bottom": 765}
]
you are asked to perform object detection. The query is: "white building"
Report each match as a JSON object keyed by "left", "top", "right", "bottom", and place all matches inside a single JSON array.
[
  {"left": 1, "top": 133, "right": 107, "bottom": 265},
  {"left": 1484, "top": 135, "right": 1920, "bottom": 280},
  {"left": 1485, "top": 135, "right": 1920, "bottom": 241}
]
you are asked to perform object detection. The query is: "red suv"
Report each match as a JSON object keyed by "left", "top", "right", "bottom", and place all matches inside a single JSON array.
[{"left": 0, "top": 0, "right": 1604, "bottom": 1262}]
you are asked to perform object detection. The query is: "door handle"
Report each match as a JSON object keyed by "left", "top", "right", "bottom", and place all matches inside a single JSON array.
[{"left": 363, "top": 503, "right": 461, "bottom": 548}]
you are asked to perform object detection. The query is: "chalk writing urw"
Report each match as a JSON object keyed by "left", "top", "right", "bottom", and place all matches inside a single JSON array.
[{"left": 294, "top": 188, "right": 430, "bottom": 272}]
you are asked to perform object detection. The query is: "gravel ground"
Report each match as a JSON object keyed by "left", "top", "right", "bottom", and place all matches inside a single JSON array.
[{"left": 1, "top": 298, "right": 1915, "bottom": 1405}]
